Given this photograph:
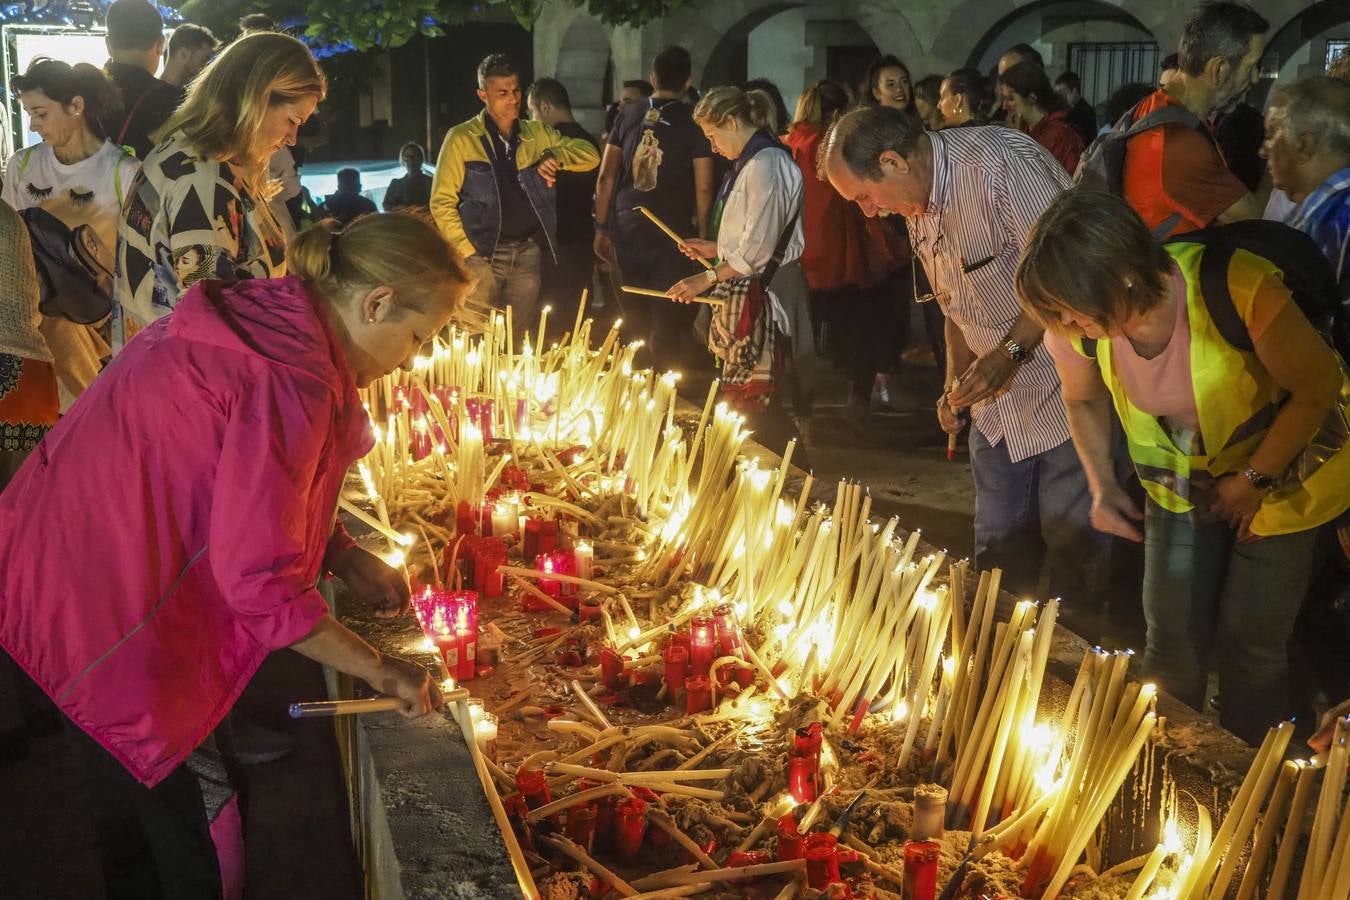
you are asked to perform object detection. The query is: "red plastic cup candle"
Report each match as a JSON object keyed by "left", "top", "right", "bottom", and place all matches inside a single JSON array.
[
  {"left": 663, "top": 644, "right": 689, "bottom": 701},
  {"left": 776, "top": 814, "right": 806, "bottom": 860},
  {"left": 600, "top": 647, "right": 628, "bottom": 690},
  {"left": 903, "top": 784, "right": 946, "bottom": 900},
  {"left": 515, "top": 768, "right": 553, "bottom": 819},
  {"left": 472, "top": 539, "right": 507, "bottom": 598},
  {"left": 566, "top": 803, "right": 598, "bottom": 852},
  {"left": 788, "top": 722, "right": 824, "bottom": 804},
  {"left": 522, "top": 517, "right": 557, "bottom": 564},
  {"left": 533, "top": 552, "right": 566, "bottom": 606},
  {"left": 805, "top": 833, "right": 842, "bottom": 889},
  {"left": 451, "top": 591, "right": 478, "bottom": 681},
  {"left": 689, "top": 616, "right": 716, "bottom": 678},
  {"left": 578, "top": 597, "right": 603, "bottom": 623},
  {"left": 685, "top": 676, "right": 713, "bottom": 714},
  {"left": 455, "top": 500, "right": 479, "bottom": 537},
  {"left": 712, "top": 603, "right": 746, "bottom": 658},
  {"left": 613, "top": 796, "right": 648, "bottom": 862}
]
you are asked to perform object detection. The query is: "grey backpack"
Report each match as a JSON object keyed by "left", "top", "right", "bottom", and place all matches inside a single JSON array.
[{"left": 1073, "top": 101, "right": 1213, "bottom": 239}]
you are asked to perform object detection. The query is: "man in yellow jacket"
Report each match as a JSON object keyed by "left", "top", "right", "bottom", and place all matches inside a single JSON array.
[{"left": 431, "top": 54, "right": 600, "bottom": 335}]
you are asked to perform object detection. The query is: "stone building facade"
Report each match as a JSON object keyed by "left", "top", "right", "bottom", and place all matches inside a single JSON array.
[{"left": 533, "top": 0, "right": 1350, "bottom": 135}]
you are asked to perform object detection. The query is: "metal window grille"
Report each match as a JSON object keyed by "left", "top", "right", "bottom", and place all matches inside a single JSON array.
[
  {"left": 1329, "top": 40, "right": 1350, "bottom": 72},
  {"left": 1068, "top": 41, "right": 1162, "bottom": 108}
]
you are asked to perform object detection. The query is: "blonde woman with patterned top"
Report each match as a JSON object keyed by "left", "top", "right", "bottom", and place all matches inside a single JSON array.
[{"left": 114, "top": 32, "right": 326, "bottom": 348}]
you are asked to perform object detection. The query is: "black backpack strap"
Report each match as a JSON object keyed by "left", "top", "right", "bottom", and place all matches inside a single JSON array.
[
  {"left": 1195, "top": 241, "right": 1253, "bottom": 351},
  {"left": 1081, "top": 338, "right": 1098, "bottom": 358}
]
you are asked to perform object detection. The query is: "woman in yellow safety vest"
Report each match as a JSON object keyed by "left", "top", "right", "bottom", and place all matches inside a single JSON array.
[{"left": 1015, "top": 189, "right": 1350, "bottom": 744}]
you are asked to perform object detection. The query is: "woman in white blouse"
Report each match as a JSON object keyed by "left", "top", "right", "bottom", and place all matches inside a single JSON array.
[{"left": 670, "top": 85, "right": 813, "bottom": 455}]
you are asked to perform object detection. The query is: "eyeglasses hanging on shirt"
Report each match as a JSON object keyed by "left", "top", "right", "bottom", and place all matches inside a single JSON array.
[{"left": 911, "top": 231, "right": 949, "bottom": 305}]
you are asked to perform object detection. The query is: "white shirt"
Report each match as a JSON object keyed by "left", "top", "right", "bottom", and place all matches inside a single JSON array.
[
  {"left": 269, "top": 146, "right": 300, "bottom": 243},
  {"left": 2, "top": 141, "right": 140, "bottom": 273},
  {"left": 717, "top": 148, "right": 804, "bottom": 277},
  {"left": 1264, "top": 188, "right": 1297, "bottom": 224}
]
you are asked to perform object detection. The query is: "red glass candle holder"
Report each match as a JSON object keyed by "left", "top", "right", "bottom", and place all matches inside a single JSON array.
[
  {"left": 685, "top": 676, "right": 712, "bottom": 714},
  {"left": 735, "top": 664, "right": 755, "bottom": 689},
  {"left": 689, "top": 616, "right": 716, "bottom": 678},
  {"left": 776, "top": 814, "right": 805, "bottom": 860},
  {"left": 663, "top": 644, "right": 688, "bottom": 701},
  {"left": 578, "top": 597, "right": 603, "bottom": 623},
  {"left": 613, "top": 796, "right": 648, "bottom": 862},
  {"left": 805, "top": 833, "right": 841, "bottom": 889},
  {"left": 522, "top": 517, "right": 557, "bottom": 564}
]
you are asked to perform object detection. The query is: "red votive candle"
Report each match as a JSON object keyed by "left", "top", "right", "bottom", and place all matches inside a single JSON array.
[
  {"left": 685, "top": 676, "right": 712, "bottom": 714},
  {"left": 613, "top": 796, "right": 647, "bottom": 862},
  {"left": 689, "top": 616, "right": 716, "bottom": 678},
  {"left": 788, "top": 722, "right": 823, "bottom": 804},
  {"left": 522, "top": 517, "right": 551, "bottom": 564},
  {"left": 450, "top": 590, "right": 479, "bottom": 681},
  {"left": 712, "top": 603, "right": 746, "bottom": 658},
  {"left": 515, "top": 768, "right": 552, "bottom": 813},
  {"left": 566, "top": 803, "right": 598, "bottom": 853},
  {"left": 735, "top": 663, "right": 755, "bottom": 689},
  {"left": 600, "top": 647, "right": 628, "bottom": 690},
  {"left": 663, "top": 644, "right": 688, "bottom": 702},
  {"left": 472, "top": 539, "right": 506, "bottom": 598},
  {"left": 776, "top": 814, "right": 805, "bottom": 860},
  {"left": 805, "top": 833, "right": 841, "bottom": 889},
  {"left": 578, "top": 597, "right": 603, "bottom": 623},
  {"left": 455, "top": 501, "right": 478, "bottom": 537}
]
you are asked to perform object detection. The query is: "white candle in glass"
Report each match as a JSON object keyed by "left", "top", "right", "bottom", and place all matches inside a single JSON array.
[
  {"left": 573, "top": 540, "right": 594, "bottom": 581},
  {"left": 475, "top": 712, "right": 499, "bottom": 761}
]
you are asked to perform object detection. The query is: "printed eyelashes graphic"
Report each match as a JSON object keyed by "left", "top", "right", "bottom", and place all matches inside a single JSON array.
[
  {"left": 25, "top": 183, "right": 52, "bottom": 201},
  {"left": 69, "top": 189, "right": 95, "bottom": 207}
]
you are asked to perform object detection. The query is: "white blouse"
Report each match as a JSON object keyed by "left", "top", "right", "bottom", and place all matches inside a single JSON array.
[{"left": 717, "top": 148, "right": 804, "bottom": 277}]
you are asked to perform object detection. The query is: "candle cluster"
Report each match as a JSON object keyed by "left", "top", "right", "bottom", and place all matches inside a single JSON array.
[{"left": 341, "top": 297, "right": 1337, "bottom": 900}]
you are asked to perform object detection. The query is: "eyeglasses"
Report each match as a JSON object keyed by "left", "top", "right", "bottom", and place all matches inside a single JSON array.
[{"left": 912, "top": 231, "right": 949, "bottom": 305}]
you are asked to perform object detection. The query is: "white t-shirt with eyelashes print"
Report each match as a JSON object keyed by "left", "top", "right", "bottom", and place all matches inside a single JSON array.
[{"left": 1, "top": 140, "right": 140, "bottom": 274}]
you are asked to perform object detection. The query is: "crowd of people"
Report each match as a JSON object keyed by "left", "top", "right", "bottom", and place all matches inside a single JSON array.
[{"left": 0, "top": 0, "right": 1349, "bottom": 895}]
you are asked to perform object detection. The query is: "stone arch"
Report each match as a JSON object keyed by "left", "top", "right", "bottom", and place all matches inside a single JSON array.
[
  {"left": 1260, "top": 0, "right": 1350, "bottom": 97},
  {"left": 554, "top": 16, "right": 613, "bottom": 134}
]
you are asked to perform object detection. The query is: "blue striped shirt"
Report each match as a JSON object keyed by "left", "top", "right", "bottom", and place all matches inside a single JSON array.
[{"left": 906, "top": 127, "right": 1073, "bottom": 463}]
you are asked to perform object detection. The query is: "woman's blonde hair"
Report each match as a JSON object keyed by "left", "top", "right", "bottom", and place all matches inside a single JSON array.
[
  {"left": 694, "top": 86, "right": 776, "bottom": 132},
  {"left": 157, "top": 32, "right": 326, "bottom": 170},
  {"left": 1016, "top": 189, "right": 1172, "bottom": 334},
  {"left": 290, "top": 212, "right": 477, "bottom": 324}
]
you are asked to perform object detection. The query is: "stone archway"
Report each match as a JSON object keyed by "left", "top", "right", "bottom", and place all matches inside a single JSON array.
[{"left": 1260, "top": 0, "right": 1350, "bottom": 101}]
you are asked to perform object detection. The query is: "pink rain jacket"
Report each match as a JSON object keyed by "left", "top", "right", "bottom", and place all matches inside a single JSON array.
[{"left": 0, "top": 276, "right": 373, "bottom": 786}]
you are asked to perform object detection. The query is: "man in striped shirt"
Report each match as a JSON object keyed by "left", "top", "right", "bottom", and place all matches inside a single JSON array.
[{"left": 824, "top": 106, "right": 1105, "bottom": 611}]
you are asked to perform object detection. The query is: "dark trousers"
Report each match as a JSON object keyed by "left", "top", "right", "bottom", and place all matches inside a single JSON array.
[
  {"left": 614, "top": 229, "right": 702, "bottom": 372},
  {"left": 1, "top": 651, "right": 223, "bottom": 899},
  {"left": 811, "top": 268, "right": 909, "bottom": 404}
]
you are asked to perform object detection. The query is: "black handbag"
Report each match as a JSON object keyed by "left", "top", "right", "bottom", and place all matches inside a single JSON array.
[{"left": 20, "top": 206, "right": 114, "bottom": 325}]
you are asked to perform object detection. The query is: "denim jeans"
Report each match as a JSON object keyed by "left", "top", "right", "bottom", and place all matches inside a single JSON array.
[
  {"left": 969, "top": 429, "right": 1104, "bottom": 609},
  {"left": 1140, "top": 501, "right": 1319, "bottom": 743},
  {"left": 466, "top": 239, "right": 541, "bottom": 336}
]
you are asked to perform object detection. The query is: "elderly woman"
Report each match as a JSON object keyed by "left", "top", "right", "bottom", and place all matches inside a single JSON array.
[
  {"left": 116, "top": 31, "right": 326, "bottom": 347},
  {"left": 0, "top": 213, "right": 472, "bottom": 895},
  {"left": 668, "top": 85, "right": 811, "bottom": 454},
  {"left": 1018, "top": 189, "right": 1350, "bottom": 743}
]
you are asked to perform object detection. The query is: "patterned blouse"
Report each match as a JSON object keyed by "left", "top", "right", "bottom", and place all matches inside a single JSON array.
[{"left": 114, "top": 130, "right": 286, "bottom": 348}]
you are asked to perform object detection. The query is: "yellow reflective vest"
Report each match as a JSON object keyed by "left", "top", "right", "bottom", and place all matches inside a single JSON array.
[{"left": 1073, "top": 242, "right": 1350, "bottom": 536}]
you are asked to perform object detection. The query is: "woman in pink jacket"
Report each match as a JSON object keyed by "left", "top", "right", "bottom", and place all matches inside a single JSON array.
[{"left": 0, "top": 211, "right": 471, "bottom": 897}]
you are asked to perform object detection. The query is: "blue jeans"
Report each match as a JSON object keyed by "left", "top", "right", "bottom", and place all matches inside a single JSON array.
[
  {"left": 969, "top": 429, "right": 1103, "bottom": 608},
  {"left": 1141, "top": 501, "right": 1319, "bottom": 743},
  {"left": 467, "top": 239, "right": 541, "bottom": 336}
]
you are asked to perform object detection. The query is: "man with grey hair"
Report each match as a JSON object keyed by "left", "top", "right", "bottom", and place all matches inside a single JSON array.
[
  {"left": 822, "top": 106, "right": 1105, "bottom": 622},
  {"left": 1121, "top": 1, "right": 1269, "bottom": 237},
  {"left": 1263, "top": 75, "right": 1350, "bottom": 315}
]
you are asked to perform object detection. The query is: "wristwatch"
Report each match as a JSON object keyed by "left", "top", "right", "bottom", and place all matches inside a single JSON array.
[
  {"left": 1242, "top": 466, "right": 1278, "bottom": 492},
  {"left": 704, "top": 268, "right": 718, "bottom": 285},
  {"left": 1001, "top": 338, "right": 1030, "bottom": 364}
]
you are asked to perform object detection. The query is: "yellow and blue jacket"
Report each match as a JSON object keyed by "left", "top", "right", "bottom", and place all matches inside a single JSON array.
[{"left": 429, "top": 112, "right": 599, "bottom": 262}]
